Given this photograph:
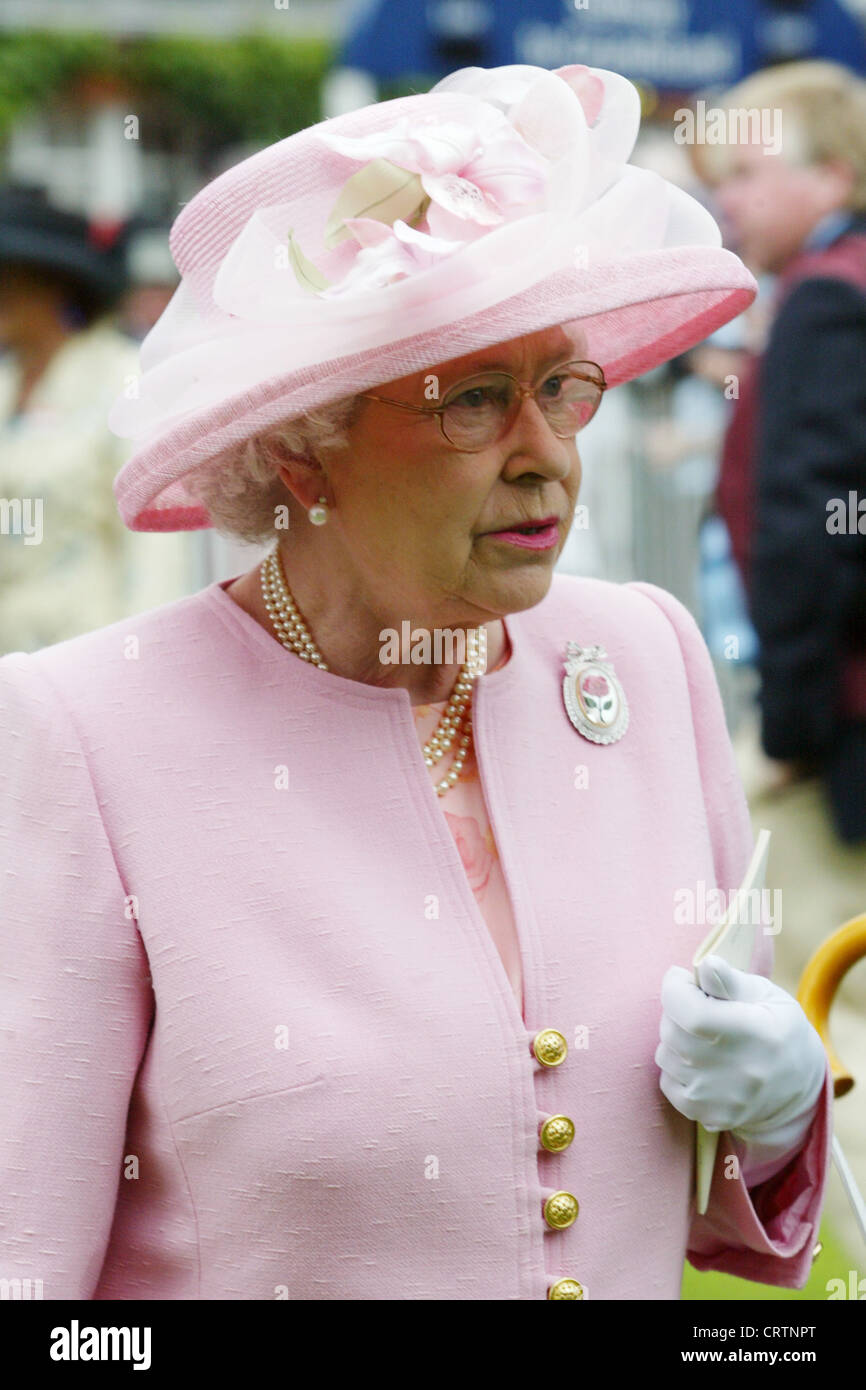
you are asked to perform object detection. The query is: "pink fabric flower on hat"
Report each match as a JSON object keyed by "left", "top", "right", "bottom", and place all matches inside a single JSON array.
[
  {"left": 319, "top": 216, "right": 462, "bottom": 298},
  {"left": 552, "top": 65, "right": 605, "bottom": 126},
  {"left": 317, "top": 106, "right": 549, "bottom": 244},
  {"left": 215, "top": 65, "right": 612, "bottom": 312}
]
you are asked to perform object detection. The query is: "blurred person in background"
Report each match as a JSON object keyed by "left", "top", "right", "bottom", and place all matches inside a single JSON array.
[
  {"left": 707, "top": 61, "right": 866, "bottom": 1267},
  {"left": 637, "top": 319, "right": 762, "bottom": 733},
  {"left": 590, "top": 126, "right": 761, "bottom": 666},
  {"left": 710, "top": 62, "right": 866, "bottom": 842},
  {"left": 0, "top": 184, "right": 197, "bottom": 655}
]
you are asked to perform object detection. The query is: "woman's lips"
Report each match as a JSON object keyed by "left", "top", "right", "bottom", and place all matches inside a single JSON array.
[{"left": 482, "top": 520, "right": 559, "bottom": 551}]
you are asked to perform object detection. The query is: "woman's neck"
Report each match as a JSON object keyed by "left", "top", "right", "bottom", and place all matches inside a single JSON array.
[
  {"left": 223, "top": 563, "right": 509, "bottom": 705},
  {"left": 11, "top": 323, "right": 74, "bottom": 412}
]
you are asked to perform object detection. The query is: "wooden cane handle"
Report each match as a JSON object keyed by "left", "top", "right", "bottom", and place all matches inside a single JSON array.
[{"left": 797, "top": 913, "right": 866, "bottom": 1098}]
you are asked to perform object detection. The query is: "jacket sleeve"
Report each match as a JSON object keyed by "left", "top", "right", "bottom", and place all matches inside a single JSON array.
[
  {"left": 0, "top": 652, "right": 154, "bottom": 1298},
  {"left": 752, "top": 276, "right": 866, "bottom": 758},
  {"left": 628, "top": 581, "right": 833, "bottom": 1289}
]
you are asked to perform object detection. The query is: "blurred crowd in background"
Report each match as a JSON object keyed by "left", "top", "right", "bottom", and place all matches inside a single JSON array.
[{"left": 1, "top": 0, "right": 866, "bottom": 1284}]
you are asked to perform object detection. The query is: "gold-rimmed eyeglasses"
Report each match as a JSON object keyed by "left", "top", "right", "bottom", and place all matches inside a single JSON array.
[{"left": 359, "top": 360, "right": 607, "bottom": 452}]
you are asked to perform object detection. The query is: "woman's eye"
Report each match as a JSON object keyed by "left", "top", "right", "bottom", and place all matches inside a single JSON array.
[
  {"left": 541, "top": 375, "right": 564, "bottom": 397},
  {"left": 452, "top": 386, "right": 499, "bottom": 409}
]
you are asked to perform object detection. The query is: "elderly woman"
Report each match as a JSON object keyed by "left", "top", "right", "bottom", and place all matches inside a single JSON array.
[{"left": 0, "top": 62, "right": 832, "bottom": 1302}]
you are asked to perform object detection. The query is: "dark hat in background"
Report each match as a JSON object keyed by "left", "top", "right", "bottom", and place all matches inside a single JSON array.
[{"left": 0, "top": 182, "right": 129, "bottom": 310}]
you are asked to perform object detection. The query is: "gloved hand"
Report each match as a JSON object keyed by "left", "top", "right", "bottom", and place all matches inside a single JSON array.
[{"left": 655, "top": 955, "right": 828, "bottom": 1156}]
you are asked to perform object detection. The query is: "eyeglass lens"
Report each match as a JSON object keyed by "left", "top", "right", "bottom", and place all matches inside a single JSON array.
[{"left": 440, "top": 364, "right": 604, "bottom": 447}]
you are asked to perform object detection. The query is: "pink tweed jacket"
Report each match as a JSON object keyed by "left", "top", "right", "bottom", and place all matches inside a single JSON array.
[{"left": 0, "top": 572, "right": 832, "bottom": 1300}]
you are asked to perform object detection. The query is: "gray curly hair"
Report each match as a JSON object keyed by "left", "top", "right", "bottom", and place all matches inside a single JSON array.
[{"left": 184, "top": 394, "right": 363, "bottom": 544}]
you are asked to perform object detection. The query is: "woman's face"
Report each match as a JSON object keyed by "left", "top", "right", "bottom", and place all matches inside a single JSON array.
[
  {"left": 318, "top": 324, "right": 590, "bottom": 627},
  {"left": 0, "top": 263, "right": 70, "bottom": 347},
  {"left": 713, "top": 141, "right": 851, "bottom": 273}
]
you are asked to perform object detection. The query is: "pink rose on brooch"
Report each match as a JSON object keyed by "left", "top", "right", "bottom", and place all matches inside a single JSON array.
[
  {"left": 579, "top": 670, "right": 617, "bottom": 726},
  {"left": 444, "top": 812, "right": 493, "bottom": 894}
]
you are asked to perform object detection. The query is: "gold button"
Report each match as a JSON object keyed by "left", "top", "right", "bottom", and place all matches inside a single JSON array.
[
  {"left": 543, "top": 1190, "right": 579, "bottom": 1230},
  {"left": 532, "top": 1028, "right": 568, "bottom": 1067},
  {"left": 548, "top": 1277, "right": 585, "bottom": 1299},
  {"left": 540, "top": 1114, "right": 575, "bottom": 1153}
]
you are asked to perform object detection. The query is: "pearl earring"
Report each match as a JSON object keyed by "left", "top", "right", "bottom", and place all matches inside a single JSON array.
[{"left": 308, "top": 496, "right": 328, "bottom": 526}]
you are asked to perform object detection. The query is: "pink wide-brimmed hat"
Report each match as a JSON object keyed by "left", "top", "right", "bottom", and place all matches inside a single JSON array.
[{"left": 109, "top": 62, "right": 757, "bottom": 532}]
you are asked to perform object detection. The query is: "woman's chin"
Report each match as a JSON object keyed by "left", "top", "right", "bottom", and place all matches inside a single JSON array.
[{"left": 471, "top": 565, "right": 557, "bottom": 618}]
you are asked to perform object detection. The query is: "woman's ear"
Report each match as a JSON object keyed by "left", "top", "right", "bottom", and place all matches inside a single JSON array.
[{"left": 272, "top": 449, "right": 330, "bottom": 513}]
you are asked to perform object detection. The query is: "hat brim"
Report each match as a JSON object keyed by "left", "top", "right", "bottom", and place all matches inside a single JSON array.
[{"left": 114, "top": 243, "right": 755, "bottom": 531}]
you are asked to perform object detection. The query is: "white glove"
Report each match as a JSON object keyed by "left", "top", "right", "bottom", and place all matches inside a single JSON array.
[{"left": 655, "top": 955, "right": 828, "bottom": 1160}]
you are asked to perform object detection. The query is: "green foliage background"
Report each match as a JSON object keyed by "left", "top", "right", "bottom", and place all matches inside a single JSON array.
[{"left": 0, "top": 31, "right": 346, "bottom": 145}]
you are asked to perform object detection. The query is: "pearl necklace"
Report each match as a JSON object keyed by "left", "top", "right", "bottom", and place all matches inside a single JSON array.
[{"left": 260, "top": 546, "right": 488, "bottom": 797}]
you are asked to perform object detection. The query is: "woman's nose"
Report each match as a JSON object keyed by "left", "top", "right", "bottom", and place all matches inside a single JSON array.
[{"left": 501, "top": 392, "right": 573, "bottom": 479}]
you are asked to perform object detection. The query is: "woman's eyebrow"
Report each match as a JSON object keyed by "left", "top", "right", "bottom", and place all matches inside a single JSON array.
[{"left": 434, "top": 347, "right": 582, "bottom": 382}]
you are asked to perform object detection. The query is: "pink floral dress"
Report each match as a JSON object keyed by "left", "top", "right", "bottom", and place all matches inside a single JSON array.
[{"left": 411, "top": 631, "right": 524, "bottom": 1019}]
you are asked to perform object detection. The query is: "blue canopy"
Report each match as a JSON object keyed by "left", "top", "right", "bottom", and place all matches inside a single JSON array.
[{"left": 339, "top": 0, "right": 866, "bottom": 90}]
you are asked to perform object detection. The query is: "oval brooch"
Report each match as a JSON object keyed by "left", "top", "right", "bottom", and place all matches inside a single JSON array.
[{"left": 562, "top": 641, "right": 629, "bottom": 745}]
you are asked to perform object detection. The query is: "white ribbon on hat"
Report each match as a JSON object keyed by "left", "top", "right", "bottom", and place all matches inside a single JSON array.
[{"left": 109, "top": 64, "right": 720, "bottom": 444}]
